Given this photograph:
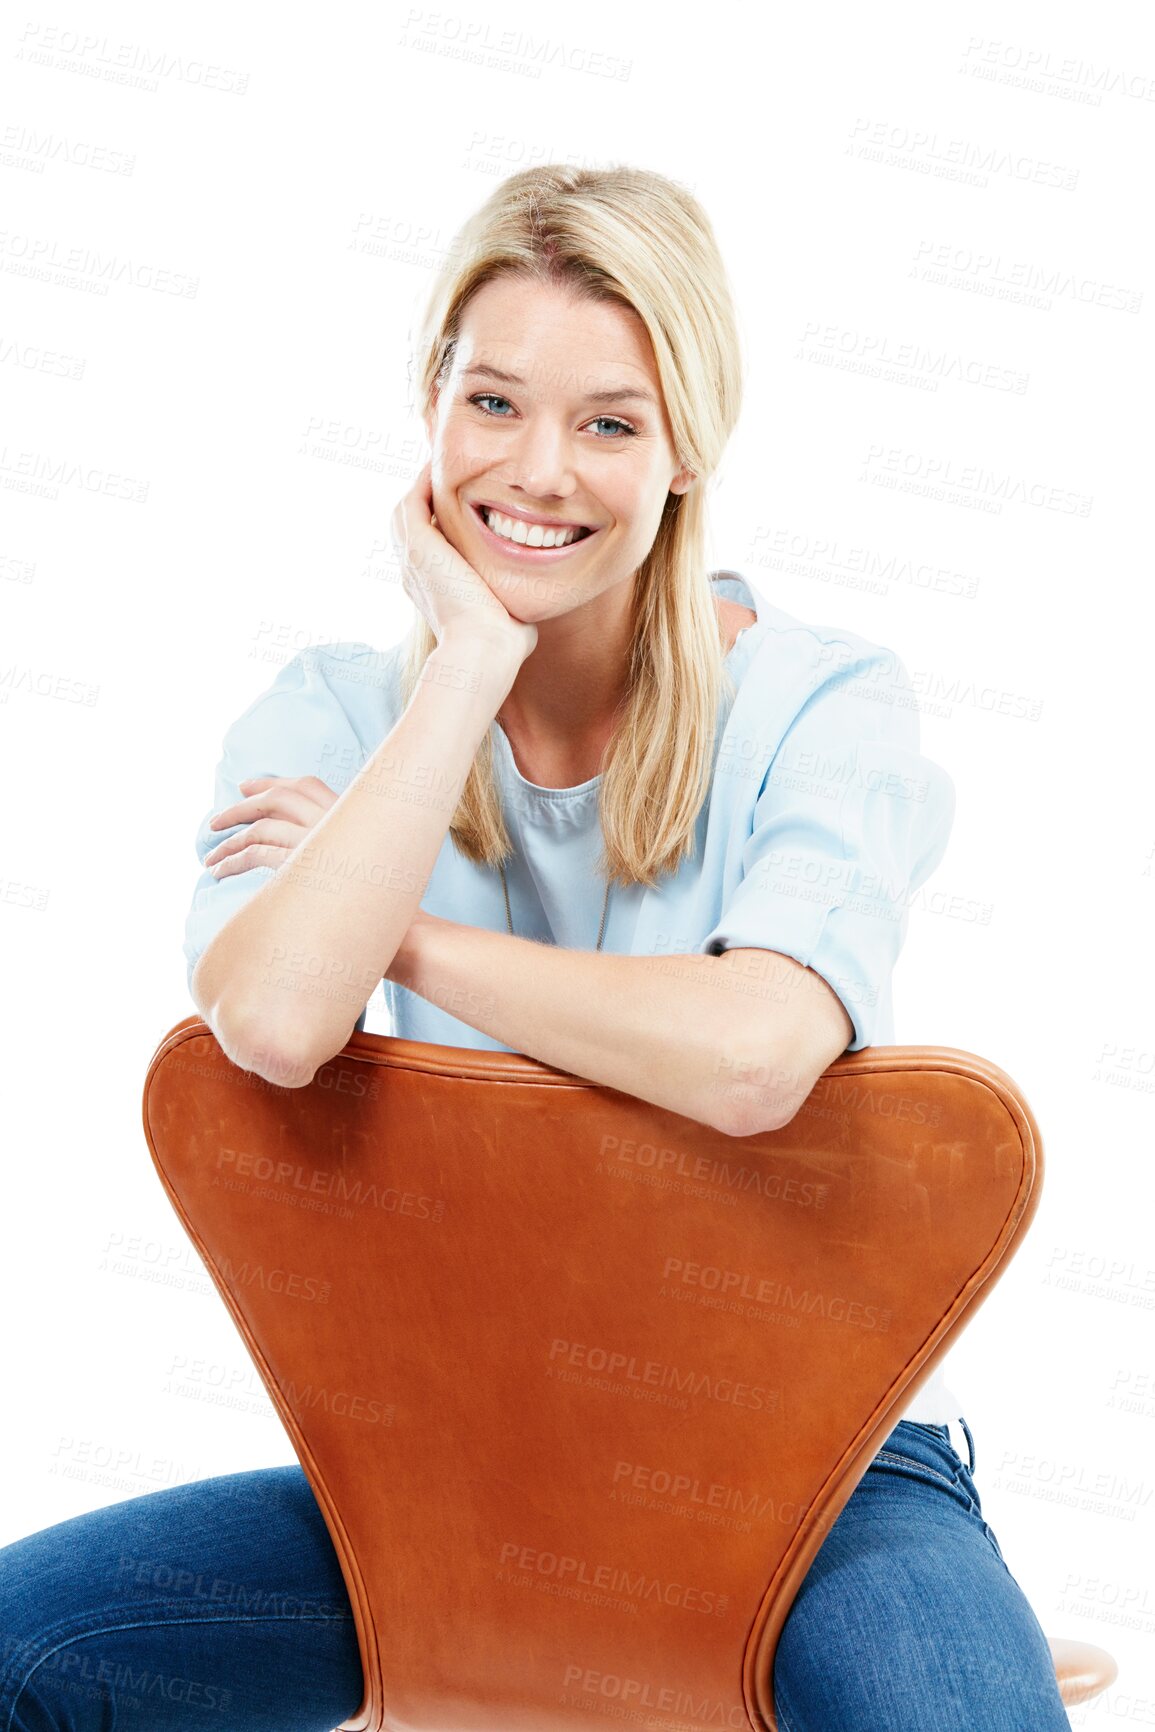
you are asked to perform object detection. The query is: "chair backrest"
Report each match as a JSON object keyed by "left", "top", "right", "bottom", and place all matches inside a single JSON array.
[{"left": 141, "top": 1020, "right": 1043, "bottom": 1732}]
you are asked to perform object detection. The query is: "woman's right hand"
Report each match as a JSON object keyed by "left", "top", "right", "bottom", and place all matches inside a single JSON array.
[{"left": 390, "top": 460, "right": 538, "bottom": 664}]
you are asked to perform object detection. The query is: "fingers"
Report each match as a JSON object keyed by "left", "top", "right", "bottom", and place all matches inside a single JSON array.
[
  {"left": 208, "top": 776, "right": 336, "bottom": 837},
  {"left": 206, "top": 839, "right": 293, "bottom": 880},
  {"left": 206, "top": 776, "right": 338, "bottom": 874},
  {"left": 297, "top": 774, "right": 339, "bottom": 808},
  {"left": 205, "top": 816, "right": 306, "bottom": 868},
  {"left": 203, "top": 774, "right": 341, "bottom": 881},
  {"left": 391, "top": 462, "right": 433, "bottom": 547}
]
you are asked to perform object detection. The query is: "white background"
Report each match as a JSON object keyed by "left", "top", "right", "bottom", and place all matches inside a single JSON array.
[{"left": 2, "top": 0, "right": 1152, "bottom": 1716}]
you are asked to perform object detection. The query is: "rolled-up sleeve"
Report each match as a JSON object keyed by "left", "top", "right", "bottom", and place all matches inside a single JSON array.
[
  {"left": 697, "top": 640, "right": 955, "bottom": 1051},
  {"left": 183, "top": 648, "right": 370, "bottom": 1026}
]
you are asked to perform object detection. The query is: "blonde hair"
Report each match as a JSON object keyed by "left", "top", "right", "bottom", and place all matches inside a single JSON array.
[{"left": 400, "top": 163, "right": 744, "bottom": 892}]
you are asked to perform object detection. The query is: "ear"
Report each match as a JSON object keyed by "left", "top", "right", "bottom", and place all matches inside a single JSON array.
[{"left": 669, "top": 464, "right": 695, "bottom": 496}]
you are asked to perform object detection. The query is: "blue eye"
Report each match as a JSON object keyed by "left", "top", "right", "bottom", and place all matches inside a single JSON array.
[
  {"left": 469, "top": 392, "right": 514, "bottom": 417},
  {"left": 467, "top": 393, "right": 638, "bottom": 439},
  {"left": 589, "top": 414, "right": 637, "bottom": 438}
]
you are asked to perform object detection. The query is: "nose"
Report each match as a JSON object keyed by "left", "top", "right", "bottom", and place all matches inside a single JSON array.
[{"left": 499, "top": 414, "right": 579, "bottom": 506}]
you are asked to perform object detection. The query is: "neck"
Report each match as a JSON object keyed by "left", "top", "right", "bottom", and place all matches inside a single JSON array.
[{"left": 497, "top": 584, "right": 636, "bottom": 764}]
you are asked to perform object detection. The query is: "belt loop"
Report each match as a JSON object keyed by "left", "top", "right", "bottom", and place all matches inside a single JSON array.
[{"left": 958, "top": 1414, "right": 976, "bottom": 1475}]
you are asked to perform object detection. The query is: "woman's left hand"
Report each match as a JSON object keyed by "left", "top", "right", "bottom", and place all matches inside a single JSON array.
[
  {"left": 204, "top": 775, "right": 339, "bottom": 877},
  {"left": 206, "top": 774, "right": 442, "bottom": 989}
]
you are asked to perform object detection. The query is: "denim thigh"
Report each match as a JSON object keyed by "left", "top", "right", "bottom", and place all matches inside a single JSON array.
[
  {"left": 772, "top": 1417, "right": 1073, "bottom": 1732},
  {"left": 2, "top": 1430, "right": 1074, "bottom": 1732},
  {"left": 0, "top": 1465, "right": 365, "bottom": 1732}
]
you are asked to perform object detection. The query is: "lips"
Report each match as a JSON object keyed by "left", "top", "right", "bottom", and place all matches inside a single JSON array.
[{"left": 473, "top": 500, "right": 594, "bottom": 532}]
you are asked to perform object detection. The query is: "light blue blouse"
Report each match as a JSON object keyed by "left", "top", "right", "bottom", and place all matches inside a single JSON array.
[
  {"left": 184, "top": 570, "right": 955, "bottom": 1058},
  {"left": 182, "top": 569, "right": 962, "bottom": 1424}
]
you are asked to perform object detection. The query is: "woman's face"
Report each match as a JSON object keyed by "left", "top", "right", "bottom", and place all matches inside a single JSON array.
[{"left": 423, "top": 274, "right": 693, "bottom": 624}]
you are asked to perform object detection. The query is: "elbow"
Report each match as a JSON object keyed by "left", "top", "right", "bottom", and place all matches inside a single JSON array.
[
  {"left": 189, "top": 953, "right": 324, "bottom": 1088},
  {"left": 709, "top": 1043, "right": 807, "bottom": 1139},
  {"left": 231, "top": 1026, "right": 321, "bottom": 1089},
  {"left": 196, "top": 988, "right": 321, "bottom": 1090},
  {"left": 247, "top": 1045, "right": 320, "bottom": 1090},
  {"left": 700, "top": 1083, "right": 781, "bottom": 1141},
  {"left": 203, "top": 991, "right": 363, "bottom": 1089},
  {"left": 228, "top": 1013, "right": 322, "bottom": 1089},
  {"left": 220, "top": 1002, "right": 364, "bottom": 1090},
  {"left": 717, "top": 1093, "right": 797, "bottom": 1139}
]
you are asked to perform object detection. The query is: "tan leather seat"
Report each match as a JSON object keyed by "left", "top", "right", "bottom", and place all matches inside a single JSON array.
[{"left": 142, "top": 1022, "right": 1117, "bottom": 1729}]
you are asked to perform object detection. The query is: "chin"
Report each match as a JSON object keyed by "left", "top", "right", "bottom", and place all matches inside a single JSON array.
[{"left": 487, "top": 587, "right": 566, "bottom": 626}]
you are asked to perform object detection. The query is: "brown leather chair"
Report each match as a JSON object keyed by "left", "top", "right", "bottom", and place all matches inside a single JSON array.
[{"left": 141, "top": 1020, "right": 1117, "bottom": 1730}]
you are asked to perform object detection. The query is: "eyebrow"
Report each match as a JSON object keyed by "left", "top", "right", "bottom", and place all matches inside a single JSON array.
[{"left": 461, "top": 362, "right": 658, "bottom": 409}]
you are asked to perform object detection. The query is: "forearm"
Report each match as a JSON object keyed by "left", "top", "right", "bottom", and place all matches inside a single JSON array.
[
  {"left": 391, "top": 917, "right": 766, "bottom": 1134},
  {"left": 195, "top": 635, "right": 517, "bottom": 1082}
]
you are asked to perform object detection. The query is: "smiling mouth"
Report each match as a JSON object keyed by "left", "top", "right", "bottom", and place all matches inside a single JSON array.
[{"left": 473, "top": 502, "right": 597, "bottom": 550}]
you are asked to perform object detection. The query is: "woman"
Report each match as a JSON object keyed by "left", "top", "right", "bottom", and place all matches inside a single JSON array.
[{"left": 0, "top": 166, "right": 1071, "bottom": 1731}]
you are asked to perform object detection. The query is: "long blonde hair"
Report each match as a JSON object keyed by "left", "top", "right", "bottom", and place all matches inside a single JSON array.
[{"left": 400, "top": 163, "right": 744, "bottom": 892}]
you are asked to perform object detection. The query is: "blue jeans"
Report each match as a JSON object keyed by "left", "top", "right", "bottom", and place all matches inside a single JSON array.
[{"left": 0, "top": 1418, "right": 1071, "bottom": 1731}]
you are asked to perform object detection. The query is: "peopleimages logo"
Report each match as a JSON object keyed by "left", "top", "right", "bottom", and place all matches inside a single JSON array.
[
  {"left": 560, "top": 1662, "right": 749, "bottom": 1726},
  {"left": 213, "top": 1145, "right": 445, "bottom": 1220},
  {"left": 546, "top": 1338, "right": 778, "bottom": 1411},
  {"left": 660, "top": 1259, "right": 893, "bottom": 1332},
  {"left": 597, "top": 1132, "right": 832, "bottom": 1205},
  {"left": 497, "top": 1540, "right": 729, "bottom": 1615},
  {"left": 215, "top": 1256, "right": 330, "bottom": 1304},
  {"left": 281, "top": 1381, "right": 395, "bottom": 1426}
]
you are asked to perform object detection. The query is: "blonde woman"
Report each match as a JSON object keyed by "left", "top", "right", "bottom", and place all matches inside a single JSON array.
[{"left": 0, "top": 166, "right": 1071, "bottom": 1732}]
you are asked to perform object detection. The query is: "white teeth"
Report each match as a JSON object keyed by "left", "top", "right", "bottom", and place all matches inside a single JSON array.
[{"left": 481, "top": 507, "right": 587, "bottom": 549}]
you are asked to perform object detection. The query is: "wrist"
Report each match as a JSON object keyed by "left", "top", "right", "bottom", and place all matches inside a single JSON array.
[{"left": 434, "top": 624, "right": 527, "bottom": 697}]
